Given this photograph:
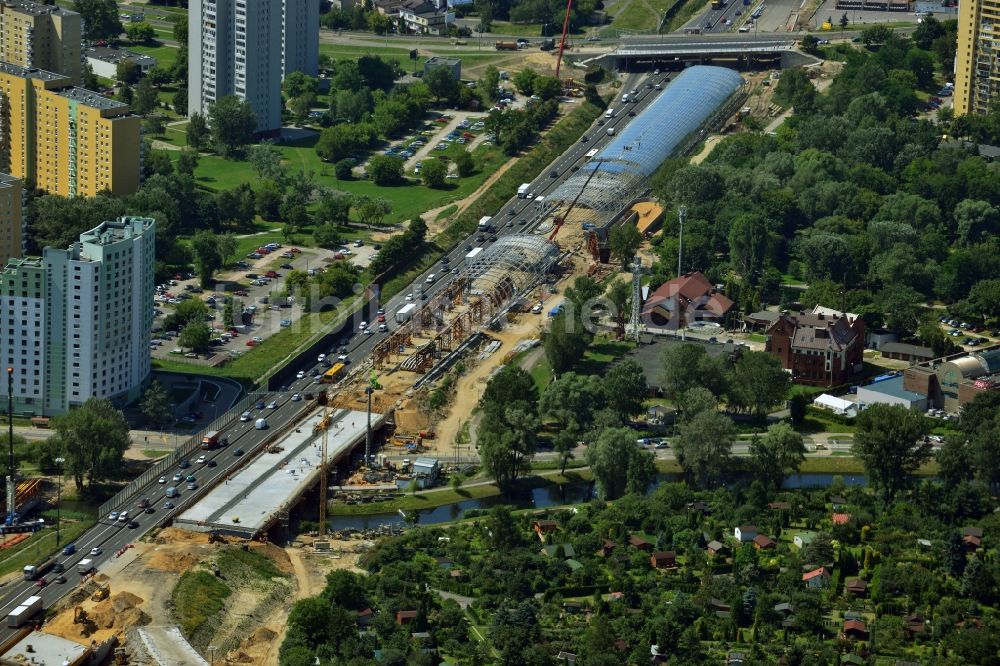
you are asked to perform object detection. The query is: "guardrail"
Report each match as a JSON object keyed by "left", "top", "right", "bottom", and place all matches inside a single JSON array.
[{"left": 99, "top": 390, "right": 268, "bottom": 517}]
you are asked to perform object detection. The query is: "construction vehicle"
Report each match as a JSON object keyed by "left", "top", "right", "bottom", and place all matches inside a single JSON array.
[
  {"left": 495, "top": 41, "right": 519, "bottom": 50},
  {"left": 91, "top": 583, "right": 110, "bottom": 602},
  {"left": 73, "top": 606, "right": 87, "bottom": 624}
]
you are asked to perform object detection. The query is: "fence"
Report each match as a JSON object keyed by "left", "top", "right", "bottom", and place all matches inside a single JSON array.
[{"left": 99, "top": 390, "right": 268, "bottom": 517}]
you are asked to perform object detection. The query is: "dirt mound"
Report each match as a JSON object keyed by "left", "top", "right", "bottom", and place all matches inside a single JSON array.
[
  {"left": 154, "top": 527, "right": 212, "bottom": 545},
  {"left": 111, "top": 591, "right": 144, "bottom": 613},
  {"left": 147, "top": 549, "right": 200, "bottom": 573},
  {"left": 243, "top": 626, "right": 277, "bottom": 647},
  {"left": 227, "top": 650, "right": 254, "bottom": 663},
  {"left": 249, "top": 542, "right": 294, "bottom": 575},
  {"left": 90, "top": 606, "right": 150, "bottom": 631},
  {"left": 94, "top": 573, "right": 110, "bottom": 583}
]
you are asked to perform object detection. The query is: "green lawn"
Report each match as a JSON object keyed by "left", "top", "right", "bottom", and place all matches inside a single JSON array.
[
  {"left": 0, "top": 520, "right": 95, "bottom": 578},
  {"left": 156, "top": 130, "right": 507, "bottom": 224},
  {"left": 611, "top": 1, "right": 663, "bottom": 32},
  {"left": 129, "top": 42, "right": 181, "bottom": 72}
]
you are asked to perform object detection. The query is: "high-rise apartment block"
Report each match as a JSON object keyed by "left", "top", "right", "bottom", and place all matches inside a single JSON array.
[
  {"left": 282, "top": 0, "right": 319, "bottom": 78},
  {"left": 0, "top": 0, "right": 81, "bottom": 84},
  {"left": 955, "top": 0, "right": 1000, "bottom": 115},
  {"left": 0, "top": 62, "right": 140, "bottom": 197},
  {"left": 0, "top": 173, "right": 22, "bottom": 260},
  {"left": 188, "top": 0, "right": 319, "bottom": 134},
  {"left": 0, "top": 216, "right": 155, "bottom": 416}
]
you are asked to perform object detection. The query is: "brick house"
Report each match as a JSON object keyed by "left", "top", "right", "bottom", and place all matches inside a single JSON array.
[
  {"left": 765, "top": 307, "right": 865, "bottom": 387},
  {"left": 641, "top": 271, "right": 735, "bottom": 328},
  {"left": 650, "top": 551, "right": 676, "bottom": 569},
  {"left": 753, "top": 534, "right": 776, "bottom": 550}
]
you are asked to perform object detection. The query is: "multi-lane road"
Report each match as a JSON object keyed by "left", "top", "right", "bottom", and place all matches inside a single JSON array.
[{"left": 0, "top": 71, "right": 667, "bottom": 643}]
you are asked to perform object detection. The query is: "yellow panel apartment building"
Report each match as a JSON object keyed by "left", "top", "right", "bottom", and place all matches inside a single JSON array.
[
  {"left": 0, "top": 62, "right": 140, "bottom": 197},
  {"left": 0, "top": 0, "right": 81, "bottom": 84},
  {"left": 954, "top": 0, "right": 1000, "bottom": 115},
  {"left": 0, "top": 172, "right": 21, "bottom": 260}
]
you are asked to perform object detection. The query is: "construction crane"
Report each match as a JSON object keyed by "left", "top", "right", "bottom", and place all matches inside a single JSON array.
[
  {"left": 555, "top": 0, "right": 574, "bottom": 79},
  {"left": 548, "top": 160, "right": 602, "bottom": 242}
]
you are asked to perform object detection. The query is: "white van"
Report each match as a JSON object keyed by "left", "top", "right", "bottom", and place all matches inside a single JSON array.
[
  {"left": 117, "top": 511, "right": 129, "bottom": 522},
  {"left": 604, "top": 107, "right": 615, "bottom": 119},
  {"left": 165, "top": 487, "right": 178, "bottom": 498},
  {"left": 255, "top": 418, "right": 268, "bottom": 430},
  {"left": 426, "top": 273, "right": 436, "bottom": 284}
]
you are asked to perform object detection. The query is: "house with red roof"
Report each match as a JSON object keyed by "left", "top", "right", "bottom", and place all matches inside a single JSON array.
[
  {"left": 832, "top": 513, "right": 851, "bottom": 525},
  {"left": 802, "top": 567, "right": 830, "bottom": 589},
  {"left": 641, "top": 272, "right": 735, "bottom": 328}
]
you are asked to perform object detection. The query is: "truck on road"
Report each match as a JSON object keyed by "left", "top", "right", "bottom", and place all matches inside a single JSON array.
[
  {"left": 495, "top": 41, "right": 518, "bottom": 50},
  {"left": 396, "top": 303, "right": 417, "bottom": 324},
  {"left": 517, "top": 183, "right": 531, "bottom": 198},
  {"left": 201, "top": 430, "right": 228, "bottom": 450},
  {"left": 607, "top": 127, "right": 617, "bottom": 136},
  {"left": 23, "top": 556, "right": 56, "bottom": 581},
  {"left": 7, "top": 596, "right": 42, "bottom": 627},
  {"left": 478, "top": 216, "right": 492, "bottom": 232},
  {"left": 77, "top": 559, "right": 95, "bottom": 575},
  {"left": 466, "top": 247, "right": 484, "bottom": 263}
]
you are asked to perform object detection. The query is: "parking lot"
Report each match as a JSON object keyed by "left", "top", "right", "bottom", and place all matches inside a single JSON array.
[{"left": 150, "top": 240, "right": 361, "bottom": 363}]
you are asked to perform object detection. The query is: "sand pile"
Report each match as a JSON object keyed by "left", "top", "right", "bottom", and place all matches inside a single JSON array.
[
  {"left": 89, "top": 592, "right": 150, "bottom": 631},
  {"left": 243, "top": 626, "right": 277, "bottom": 648},
  {"left": 147, "top": 549, "right": 200, "bottom": 573},
  {"left": 226, "top": 650, "right": 254, "bottom": 663}
]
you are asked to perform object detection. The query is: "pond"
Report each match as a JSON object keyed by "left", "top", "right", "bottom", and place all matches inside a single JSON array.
[{"left": 327, "top": 472, "right": 868, "bottom": 531}]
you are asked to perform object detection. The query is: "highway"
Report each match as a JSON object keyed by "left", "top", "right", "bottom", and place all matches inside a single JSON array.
[{"left": 0, "top": 71, "right": 667, "bottom": 643}]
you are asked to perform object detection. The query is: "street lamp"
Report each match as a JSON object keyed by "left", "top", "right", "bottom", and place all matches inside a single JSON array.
[
  {"left": 54, "top": 457, "right": 65, "bottom": 547},
  {"left": 208, "top": 646, "right": 217, "bottom": 666}
]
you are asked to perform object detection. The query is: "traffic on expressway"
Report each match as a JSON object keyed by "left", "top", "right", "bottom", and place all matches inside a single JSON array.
[{"left": 0, "top": 70, "right": 670, "bottom": 640}]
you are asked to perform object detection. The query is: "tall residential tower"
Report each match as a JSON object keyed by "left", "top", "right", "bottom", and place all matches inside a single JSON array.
[
  {"left": 0, "top": 0, "right": 82, "bottom": 84},
  {"left": 188, "top": 0, "right": 318, "bottom": 134},
  {"left": 955, "top": 0, "right": 1000, "bottom": 115},
  {"left": 0, "top": 217, "right": 155, "bottom": 416}
]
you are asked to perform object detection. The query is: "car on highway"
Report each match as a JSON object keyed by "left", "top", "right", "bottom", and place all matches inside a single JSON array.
[
  {"left": 268, "top": 400, "right": 278, "bottom": 409},
  {"left": 138, "top": 497, "right": 150, "bottom": 508},
  {"left": 158, "top": 475, "right": 166, "bottom": 484},
  {"left": 164, "top": 502, "right": 174, "bottom": 509},
  {"left": 90, "top": 547, "right": 102, "bottom": 556},
  {"left": 187, "top": 483, "right": 198, "bottom": 491},
  {"left": 196, "top": 455, "right": 207, "bottom": 464},
  {"left": 54, "top": 575, "right": 67, "bottom": 584},
  {"left": 234, "top": 448, "right": 245, "bottom": 456},
  {"left": 109, "top": 511, "right": 119, "bottom": 521},
  {"left": 549, "top": 170, "right": 558, "bottom": 178},
  {"left": 318, "top": 353, "right": 327, "bottom": 363},
  {"left": 207, "top": 460, "right": 218, "bottom": 468},
  {"left": 179, "top": 459, "right": 190, "bottom": 468},
  {"left": 35, "top": 578, "right": 47, "bottom": 587},
  {"left": 296, "top": 371, "right": 306, "bottom": 379},
  {"left": 291, "top": 393, "right": 302, "bottom": 401},
  {"left": 127, "top": 520, "right": 139, "bottom": 529},
  {"left": 145, "top": 506, "right": 155, "bottom": 514},
  {"left": 173, "top": 473, "right": 183, "bottom": 482}
]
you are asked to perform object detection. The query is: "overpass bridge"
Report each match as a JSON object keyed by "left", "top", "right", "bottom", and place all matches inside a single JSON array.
[{"left": 581, "top": 37, "right": 809, "bottom": 70}]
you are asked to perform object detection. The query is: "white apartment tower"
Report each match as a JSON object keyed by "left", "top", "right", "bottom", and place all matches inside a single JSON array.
[
  {"left": 0, "top": 217, "right": 155, "bottom": 416},
  {"left": 189, "top": 0, "right": 318, "bottom": 135}
]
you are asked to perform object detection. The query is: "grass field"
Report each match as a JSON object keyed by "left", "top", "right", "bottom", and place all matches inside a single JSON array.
[
  {"left": 0, "top": 520, "right": 95, "bottom": 578},
  {"left": 173, "top": 570, "right": 231, "bottom": 636},
  {"left": 129, "top": 42, "right": 181, "bottom": 72}
]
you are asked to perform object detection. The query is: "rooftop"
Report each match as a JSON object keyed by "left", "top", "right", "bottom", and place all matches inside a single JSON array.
[
  {"left": 56, "top": 86, "right": 128, "bottom": 110},
  {"left": 857, "top": 376, "right": 926, "bottom": 403},
  {"left": 880, "top": 341, "right": 934, "bottom": 357},
  {"left": 84, "top": 45, "right": 157, "bottom": 65},
  {"left": 3, "top": 631, "right": 89, "bottom": 665},
  {"left": 80, "top": 217, "right": 154, "bottom": 247},
  {"left": 176, "top": 409, "right": 377, "bottom": 536},
  {"left": 0, "top": 60, "right": 68, "bottom": 82},
  {"left": 0, "top": 172, "right": 18, "bottom": 188},
  {"left": 425, "top": 55, "right": 461, "bottom": 65},
  {"left": 1, "top": 0, "right": 77, "bottom": 16}
]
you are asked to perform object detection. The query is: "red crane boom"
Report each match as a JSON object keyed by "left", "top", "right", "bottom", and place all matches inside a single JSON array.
[
  {"left": 555, "top": 0, "right": 574, "bottom": 79},
  {"left": 549, "top": 160, "right": 602, "bottom": 242}
]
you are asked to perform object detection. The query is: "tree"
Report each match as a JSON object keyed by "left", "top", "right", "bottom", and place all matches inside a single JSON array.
[
  {"left": 660, "top": 343, "right": 726, "bottom": 400},
  {"left": 116, "top": 59, "right": 141, "bottom": 85},
  {"left": 315, "top": 191, "right": 352, "bottom": 226},
  {"left": 283, "top": 71, "right": 318, "bottom": 99},
  {"left": 208, "top": 95, "right": 256, "bottom": 157},
  {"left": 609, "top": 223, "right": 642, "bottom": 269},
  {"left": 179, "top": 321, "right": 211, "bottom": 352},
  {"left": 513, "top": 68, "right": 539, "bottom": 95},
  {"left": 861, "top": 25, "right": 894, "bottom": 46},
  {"left": 131, "top": 76, "right": 158, "bottom": 116},
  {"left": 678, "top": 387, "right": 717, "bottom": 422},
  {"left": 478, "top": 405, "right": 538, "bottom": 492},
  {"left": 75, "top": 0, "right": 122, "bottom": 41},
  {"left": 478, "top": 65, "right": 501, "bottom": 104},
  {"left": 586, "top": 427, "right": 656, "bottom": 500},
  {"left": 290, "top": 93, "right": 316, "bottom": 125},
  {"left": 190, "top": 230, "right": 223, "bottom": 286},
  {"left": 425, "top": 66, "right": 458, "bottom": 103},
  {"left": 421, "top": 158, "right": 448, "bottom": 188},
  {"left": 839, "top": 12, "right": 849, "bottom": 29},
  {"left": 750, "top": 422, "right": 805, "bottom": 490},
  {"left": 125, "top": 21, "right": 155, "bottom": 43},
  {"left": 913, "top": 16, "right": 945, "bottom": 49},
  {"left": 187, "top": 112, "right": 209, "bottom": 150},
  {"left": 534, "top": 76, "right": 562, "bottom": 101},
  {"left": 355, "top": 196, "right": 391, "bottom": 226},
  {"left": 876, "top": 284, "right": 923, "bottom": 335},
  {"left": 367, "top": 154, "right": 404, "bottom": 185},
  {"left": 944, "top": 531, "right": 968, "bottom": 577},
  {"left": 334, "top": 159, "right": 354, "bottom": 181},
  {"left": 603, "top": 359, "right": 647, "bottom": 420},
  {"left": 139, "top": 380, "right": 172, "bottom": 429},
  {"left": 852, "top": 404, "right": 931, "bottom": 502},
  {"left": 727, "top": 351, "right": 790, "bottom": 421},
  {"left": 540, "top": 372, "right": 604, "bottom": 434},
  {"left": 52, "top": 397, "right": 130, "bottom": 491},
  {"left": 246, "top": 144, "right": 287, "bottom": 184},
  {"left": 675, "top": 410, "right": 734, "bottom": 488},
  {"left": 481, "top": 366, "right": 538, "bottom": 422},
  {"left": 454, "top": 150, "right": 475, "bottom": 177},
  {"left": 173, "top": 15, "right": 188, "bottom": 44},
  {"left": 544, "top": 311, "right": 590, "bottom": 374}
]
